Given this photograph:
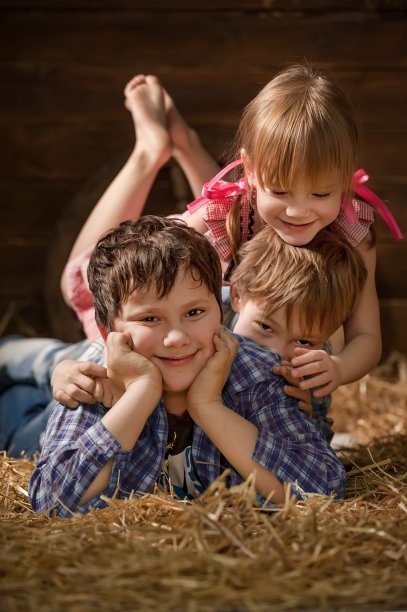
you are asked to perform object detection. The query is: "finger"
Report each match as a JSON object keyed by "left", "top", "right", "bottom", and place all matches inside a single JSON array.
[
  {"left": 283, "top": 385, "right": 309, "bottom": 403},
  {"left": 107, "top": 331, "right": 133, "bottom": 353},
  {"left": 298, "top": 401, "right": 313, "bottom": 416},
  {"left": 58, "top": 382, "right": 96, "bottom": 405},
  {"left": 54, "top": 390, "right": 79, "bottom": 409},
  {"left": 216, "top": 330, "right": 239, "bottom": 358},
  {"left": 219, "top": 328, "right": 239, "bottom": 351},
  {"left": 299, "top": 373, "right": 331, "bottom": 390},
  {"left": 291, "top": 351, "right": 324, "bottom": 367},
  {"left": 273, "top": 364, "right": 293, "bottom": 378},
  {"left": 291, "top": 362, "right": 326, "bottom": 379},
  {"left": 312, "top": 381, "right": 337, "bottom": 396},
  {"left": 72, "top": 374, "right": 99, "bottom": 395},
  {"left": 78, "top": 362, "right": 107, "bottom": 378},
  {"left": 93, "top": 379, "right": 105, "bottom": 403}
]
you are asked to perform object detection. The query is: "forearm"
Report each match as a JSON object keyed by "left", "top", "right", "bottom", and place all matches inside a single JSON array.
[
  {"left": 173, "top": 128, "right": 219, "bottom": 199},
  {"left": 333, "top": 331, "right": 382, "bottom": 385},
  {"left": 101, "top": 379, "right": 159, "bottom": 451},
  {"left": 191, "top": 401, "right": 285, "bottom": 503},
  {"left": 29, "top": 415, "right": 121, "bottom": 516}
]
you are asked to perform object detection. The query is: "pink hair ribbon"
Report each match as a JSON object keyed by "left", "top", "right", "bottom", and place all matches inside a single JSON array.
[
  {"left": 343, "top": 169, "right": 403, "bottom": 240},
  {"left": 188, "top": 159, "right": 245, "bottom": 213}
]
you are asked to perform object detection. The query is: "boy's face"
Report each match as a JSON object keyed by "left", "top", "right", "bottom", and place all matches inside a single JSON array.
[
  {"left": 113, "top": 271, "right": 222, "bottom": 396},
  {"left": 231, "top": 291, "right": 326, "bottom": 360}
]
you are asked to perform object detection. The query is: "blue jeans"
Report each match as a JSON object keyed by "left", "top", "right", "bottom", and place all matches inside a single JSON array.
[
  {"left": 0, "top": 335, "right": 92, "bottom": 457},
  {"left": 0, "top": 385, "right": 53, "bottom": 457}
]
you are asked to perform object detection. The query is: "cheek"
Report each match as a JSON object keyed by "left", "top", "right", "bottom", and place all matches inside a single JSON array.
[
  {"left": 125, "top": 327, "right": 157, "bottom": 357},
  {"left": 256, "top": 197, "right": 280, "bottom": 223}
]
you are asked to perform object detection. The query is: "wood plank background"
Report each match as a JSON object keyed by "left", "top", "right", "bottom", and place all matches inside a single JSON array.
[{"left": 0, "top": 1, "right": 406, "bottom": 358}]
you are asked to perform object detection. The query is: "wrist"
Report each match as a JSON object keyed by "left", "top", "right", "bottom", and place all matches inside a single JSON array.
[
  {"left": 188, "top": 398, "right": 224, "bottom": 425},
  {"left": 330, "top": 355, "right": 344, "bottom": 387},
  {"left": 125, "top": 375, "right": 162, "bottom": 403}
]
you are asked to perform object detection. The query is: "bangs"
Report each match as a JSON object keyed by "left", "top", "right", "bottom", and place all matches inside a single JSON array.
[{"left": 253, "top": 113, "right": 354, "bottom": 192}]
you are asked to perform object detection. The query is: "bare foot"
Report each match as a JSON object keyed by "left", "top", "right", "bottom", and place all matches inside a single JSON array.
[
  {"left": 163, "top": 88, "right": 195, "bottom": 157},
  {"left": 124, "top": 75, "right": 172, "bottom": 167}
]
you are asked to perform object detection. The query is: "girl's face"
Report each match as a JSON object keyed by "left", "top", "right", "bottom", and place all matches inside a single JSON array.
[{"left": 252, "top": 169, "right": 343, "bottom": 246}]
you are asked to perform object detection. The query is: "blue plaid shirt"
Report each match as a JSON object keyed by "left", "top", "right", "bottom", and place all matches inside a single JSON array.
[{"left": 29, "top": 335, "right": 345, "bottom": 517}]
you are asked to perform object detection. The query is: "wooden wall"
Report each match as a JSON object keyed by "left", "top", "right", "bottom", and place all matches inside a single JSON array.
[{"left": 1, "top": 1, "right": 406, "bottom": 358}]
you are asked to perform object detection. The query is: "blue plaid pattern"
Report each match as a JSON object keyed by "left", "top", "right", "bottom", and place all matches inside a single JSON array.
[{"left": 29, "top": 335, "right": 345, "bottom": 517}]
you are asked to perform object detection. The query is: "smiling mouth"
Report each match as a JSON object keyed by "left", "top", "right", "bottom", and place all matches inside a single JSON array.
[
  {"left": 280, "top": 220, "right": 315, "bottom": 229},
  {"left": 157, "top": 352, "right": 198, "bottom": 365}
]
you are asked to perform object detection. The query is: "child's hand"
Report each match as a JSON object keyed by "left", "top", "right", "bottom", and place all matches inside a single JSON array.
[
  {"left": 187, "top": 329, "right": 239, "bottom": 415},
  {"left": 290, "top": 348, "right": 341, "bottom": 397},
  {"left": 272, "top": 361, "right": 313, "bottom": 416},
  {"left": 52, "top": 360, "right": 108, "bottom": 408},
  {"left": 105, "top": 331, "right": 163, "bottom": 394}
]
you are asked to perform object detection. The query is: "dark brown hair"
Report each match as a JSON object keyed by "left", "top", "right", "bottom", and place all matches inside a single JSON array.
[{"left": 88, "top": 216, "right": 223, "bottom": 331}]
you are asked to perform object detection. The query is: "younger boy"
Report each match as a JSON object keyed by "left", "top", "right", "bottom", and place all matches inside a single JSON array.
[
  {"left": 28, "top": 216, "right": 345, "bottom": 517},
  {"left": 228, "top": 225, "right": 367, "bottom": 440}
]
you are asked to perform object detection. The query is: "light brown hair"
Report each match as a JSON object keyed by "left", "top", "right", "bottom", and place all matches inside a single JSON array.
[
  {"left": 88, "top": 216, "right": 223, "bottom": 331},
  {"left": 226, "top": 64, "right": 359, "bottom": 258},
  {"left": 230, "top": 226, "right": 367, "bottom": 338}
]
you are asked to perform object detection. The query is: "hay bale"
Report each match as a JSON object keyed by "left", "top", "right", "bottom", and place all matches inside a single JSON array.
[{"left": 1, "top": 354, "right": 406, "bottom": 611}]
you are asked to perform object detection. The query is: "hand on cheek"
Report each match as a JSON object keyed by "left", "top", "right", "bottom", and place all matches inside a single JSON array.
[
  {"left": 187, "top": 329, "right": 239, "bottom": 415},
  {"left": 106, "top": 331, "right": 162, "bottom": 393}
]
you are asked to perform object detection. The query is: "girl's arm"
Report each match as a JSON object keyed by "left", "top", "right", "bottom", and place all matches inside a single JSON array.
[
  {"left": 291, "top": 236, "right": 382, "bottom": 395},
  {"left": 334, "top": 238, "right": 382, "bottom": 379}
]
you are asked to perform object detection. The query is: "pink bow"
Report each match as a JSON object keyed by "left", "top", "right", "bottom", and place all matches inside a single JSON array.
[
  {"left": 343, "top": 169, "right": 403, "bottom": 240},
  {"left": 188, "top": 160, "right": 245, "bottom": 213}
]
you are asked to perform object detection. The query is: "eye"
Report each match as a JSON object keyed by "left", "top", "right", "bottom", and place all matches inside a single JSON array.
[
  {"left": 271, "top": 190, "right": 288, "bottom": 196},
  {"left": 186, "top": 308, "right": 204, "bottom": 318},
  {"left": 294, "top": 338, "right": 313, "bottom": 347},
  {"left": 255, "top": 320, "right": 273, "bottom": 333},
  {"left": 312, "top": 192, "right": 331, "bottom": 199},
  {"left": 139, "top": 315, "right": 160, "bottom": 323}
]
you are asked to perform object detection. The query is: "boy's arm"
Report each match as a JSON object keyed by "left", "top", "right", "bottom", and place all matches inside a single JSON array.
[
  {"left": 187, "top": 331, "right": 345, "bottom": 501},
  {"left": 29, "top": 334, "right": 163, "bottom": 516}
]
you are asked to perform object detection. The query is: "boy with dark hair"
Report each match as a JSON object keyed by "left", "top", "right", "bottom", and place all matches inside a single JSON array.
[{"left": 28, "top": 216, "right": 345, "bottom": 517}]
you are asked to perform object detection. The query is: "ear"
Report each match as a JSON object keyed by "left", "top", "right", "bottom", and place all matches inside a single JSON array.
[
  {"left": 97, "top": 325, "right": 108, "bottom": 343},
  {"left": 241, "top": 148, "right": 255, "bottom": 188},
  {"left": 230, "top": 282, "right": 243, "bottom": 313}
]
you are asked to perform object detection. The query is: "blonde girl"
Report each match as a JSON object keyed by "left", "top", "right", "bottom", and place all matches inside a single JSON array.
[{"left": 185, "top": 64, "right": 402, "bottom": 399}]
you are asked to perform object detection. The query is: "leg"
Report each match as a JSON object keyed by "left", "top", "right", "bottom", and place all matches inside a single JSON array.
[
  {"left": 164, "top": 87, "right": 219, "bottom": 197},
  {"left": 62, "top": 74, "right": 172, "bottom": 285},
  {"left": 0, "top": 335, "right": 92, "bottom": 398},
  {"left": 0, "top": 384, "right": 53, "bottom": 458}
]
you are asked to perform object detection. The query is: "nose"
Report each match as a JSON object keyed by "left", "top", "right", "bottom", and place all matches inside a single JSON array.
[
  {"left": 285, "top": 199, "right": 309, "bottom": 219},
  {"left": 163, "top": 326, "right": 190, "bottom": 348},
  {"left": 270, "top": 338, "right": 294, "bottom": 361}
]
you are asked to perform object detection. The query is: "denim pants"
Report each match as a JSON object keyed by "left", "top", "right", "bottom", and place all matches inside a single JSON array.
[{"left": 0, "top": 335, "right": 91, "bottom": 457}]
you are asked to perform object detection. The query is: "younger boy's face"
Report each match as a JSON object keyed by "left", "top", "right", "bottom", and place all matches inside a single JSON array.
[
  {"left": 113, "top": 271, "right": 222, "bottom": 396},
  {"left": 232, "top": 295, "right": 326, "bottom": 360}
]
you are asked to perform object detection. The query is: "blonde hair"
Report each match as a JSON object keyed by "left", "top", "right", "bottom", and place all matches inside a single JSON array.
[
  {"left": 226, "top": 64, "right": 359, "bottom": 259},
  {"left": 230, "top": 226, "right": 367, "bottom": 338}
]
